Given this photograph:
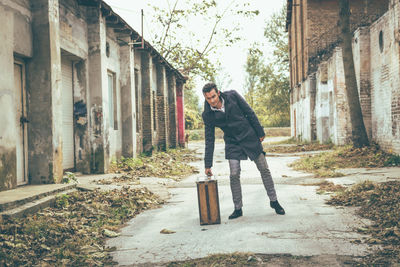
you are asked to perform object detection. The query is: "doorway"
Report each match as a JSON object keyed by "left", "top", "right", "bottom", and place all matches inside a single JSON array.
[
  {"left": 61, "top": 58, "right": 75, "bottom": 170},
  {"left": 14, "top": 60, "right": 28, "bottom": 185}
]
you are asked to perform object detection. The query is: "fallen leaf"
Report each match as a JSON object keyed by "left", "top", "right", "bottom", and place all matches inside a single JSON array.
[{"left": 160, "top": 229, "right": 176, "bottom": 234}]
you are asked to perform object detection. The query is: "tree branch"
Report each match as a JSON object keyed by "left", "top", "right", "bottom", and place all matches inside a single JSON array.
[{"left": 160, "top": 0, "right": 180, "bottom": 56}]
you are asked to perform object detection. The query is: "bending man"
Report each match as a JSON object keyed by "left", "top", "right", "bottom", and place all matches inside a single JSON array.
[{"left": 201, "top": 82, "right": 285, "bottom": 219}]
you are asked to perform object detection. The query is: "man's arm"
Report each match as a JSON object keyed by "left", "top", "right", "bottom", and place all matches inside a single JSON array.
[
  {"left": 204, "top": 122, "right": 215, "bottom": 170},
  {"left": 233, "top": 91, "right": 265, "bottom": 138}
]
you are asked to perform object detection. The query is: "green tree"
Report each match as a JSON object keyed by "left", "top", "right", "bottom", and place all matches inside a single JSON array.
[
  {"left": 244, "top": 5, "right": 290, "bottom": 127},
  {"left": 183, "top": 79, "right": 202, "bottom": 130},
  {"left": 148, "top": 0, "right": 259, "bottom": 130},
  {"left": 149, "top": 0, "right": 259, "bottom": 81}
]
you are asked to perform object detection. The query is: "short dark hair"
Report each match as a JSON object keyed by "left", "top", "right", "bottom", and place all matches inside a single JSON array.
[{"left": 202, "top": 82, "right": 218, "bottom": 94}]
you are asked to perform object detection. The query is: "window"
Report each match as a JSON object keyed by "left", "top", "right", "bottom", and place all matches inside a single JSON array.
[
  {"left": 379, "top": 30, "right": 384, "bottom": 53},
  {"left": 108, "top": 71, "right": 118, "bottom": 130}
]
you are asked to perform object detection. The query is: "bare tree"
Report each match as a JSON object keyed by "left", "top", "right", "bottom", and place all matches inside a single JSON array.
[{"left": 339, "top": 0, "right": 369, "bottom": 147}]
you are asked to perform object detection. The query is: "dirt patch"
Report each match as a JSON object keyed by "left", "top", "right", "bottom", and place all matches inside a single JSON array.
[
  {"left": 263, "top": 141, "right": 334, "bottom": 154},
  {"left": 290, "top": 144, "right": 400, "bottom": 178},
  {"left": 155, "top": 253, "right": 361, "bottom": 266},
  {"left": 327, "top": 181, "right": 400, "bottom": 266},
  {"left": 0, "top": 187, "right": 162, "bottom": 266}
]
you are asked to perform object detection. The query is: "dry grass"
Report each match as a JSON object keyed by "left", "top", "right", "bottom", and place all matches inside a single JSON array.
[
  {"left": 290, "top": 144, "right": 400, "bottom": 177},
  {"left": 263, "top": 140, "right": 334, "bottom": 154},
  {"left": 327, "top": 181, "right": 400, "bottom": 266},
  {"left": 105, "top": 149, "right": 200, "bottom": 184}
]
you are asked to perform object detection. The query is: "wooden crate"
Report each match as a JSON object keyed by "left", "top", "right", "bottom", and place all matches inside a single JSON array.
[{"left": 196, "top": 179, "right": 221, "bottom": 225}]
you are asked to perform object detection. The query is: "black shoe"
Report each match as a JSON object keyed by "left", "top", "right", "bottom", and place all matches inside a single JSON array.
[
  {"left": 270, "top": 201, "right": 285, "bottom": 215},
  {"left": 228, "top": 208, "right": 243, "bottom": 219}
]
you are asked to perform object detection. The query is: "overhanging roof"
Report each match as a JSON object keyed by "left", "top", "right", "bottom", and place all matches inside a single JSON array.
[{"left": 78, "top": 0, "right": 187, "bottom": 82}]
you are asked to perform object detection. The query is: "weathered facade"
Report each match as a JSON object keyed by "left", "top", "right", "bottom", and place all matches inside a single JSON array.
[
  {"left": 287, "top": 0, "right": 400, "bottom": 155},
  {"left": 0, "top": 0, "right": 186, "bottom": 192}
]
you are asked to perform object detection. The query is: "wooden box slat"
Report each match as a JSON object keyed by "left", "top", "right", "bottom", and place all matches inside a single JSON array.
[{"left": 196, "top": 179, "right": 221, "bottom": 225}]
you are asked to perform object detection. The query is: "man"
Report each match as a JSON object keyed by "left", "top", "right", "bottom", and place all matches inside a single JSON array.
[{"left": 201, "top": 82, "right": 285, "bottom": 219}]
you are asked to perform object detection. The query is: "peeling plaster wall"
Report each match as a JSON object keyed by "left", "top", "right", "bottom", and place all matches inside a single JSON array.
[
  {"left": 59, "top": 0, "right": 88, "bottom": 59},
  {"left": 27, "top": 0, "right": 64, "bottom": 184},
  {"left": 291, "top": 78, "right": 313, "bottom": 141},
  {"left": 134, "top": 53, "right": 143, "bottom": 154},
  {"left": 315, "top": 63, "right": 331, "bottom": 143},
  {"left": 314, "top": 47, "right": 351, "bottom": 145},
  {"left": 105, "top": 29, "right": 122, "bottom": 162},
  {"left": 87, "top": 6, "right": 106, "bottom": 173},
  {"left": 370, "top": 4, "right": 400, "bottom": 154},
  {"left": 59, "top": 0, "right": 91, "bottom": 174},
  {"left": 0, "top": 5, "right": 17, "bottom": 190},
  {"left": 120, "top": 37, "right": 136, "bottom": 158}
]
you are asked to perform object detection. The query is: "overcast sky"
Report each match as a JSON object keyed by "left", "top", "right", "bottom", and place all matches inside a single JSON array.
[{"left": 104, "top": 0, "right": 286, "bottom": 97}]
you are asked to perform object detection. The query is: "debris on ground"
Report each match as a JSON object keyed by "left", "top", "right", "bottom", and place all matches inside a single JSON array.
[
  {"left": 160, "top": 229, "right": 176, "bottom": 234},
  {"left": 97, "top": 174, "right": 141, "bottom": 185},
  {"left": 0, "top": 187, "right": 163, "bottom": 266},
  {"left": 166, "top": 252, "right": 361, "bottom": 266},
  {"left": 304, "top": 181, "right": 346, "bottom": 195},
  {"left": 263, "top": 140, "right": 334, "bottom": 154},
  {"left": 98, "top": 149, "right": 200, "bottom": 185},
  {"left": 290, "top": 144, "right": 400, "bottom": 177},
  {"left": 327, "top": 180, "right": 400, "bottom": 266}
]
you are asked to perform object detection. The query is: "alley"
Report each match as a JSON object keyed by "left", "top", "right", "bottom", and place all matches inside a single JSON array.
[{"left": 107, "top": 139, "right": 374, "bottom": 266}]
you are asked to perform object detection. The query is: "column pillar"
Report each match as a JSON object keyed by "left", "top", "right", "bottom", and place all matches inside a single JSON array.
[
  {"left": 176, "top": 80, "right": 185, "bottom": 147},
  {"left": 28, "top": 0, "right": 63, "bottom": 184},
  {"left": 156, "top": 64, "right": 168, "bottom": 150},
  {"left": 167, "top": 73, "right": 178, "bottom": 147},
  {"left": 141, "top": 51, "right": 154, "bottom": 153},
  {"left": 120, "top": 38, "right": 136, "bottom": 158},
  {"left": 0, "top": 7, "right": 16, "bottom": 190},
  {"left": 87, "top": 5, "right": 107, "bottom": 173}
]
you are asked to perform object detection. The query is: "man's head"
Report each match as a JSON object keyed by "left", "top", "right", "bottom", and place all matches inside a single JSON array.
[{"left": 202, "top": 82, "right": 221, "bottom": 108}]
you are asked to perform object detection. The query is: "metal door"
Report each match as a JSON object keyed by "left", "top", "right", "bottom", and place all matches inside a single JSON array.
[
  {"left": 61, "top": 58, "right": 75, "bottom": 170},
  {"left": 14, "top": 62, "right": 28, "bottom": 185}
]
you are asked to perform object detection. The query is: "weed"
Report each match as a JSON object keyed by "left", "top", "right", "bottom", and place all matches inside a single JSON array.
[{"left": 61, "top": 172, "right": 77, "bottom": 184}]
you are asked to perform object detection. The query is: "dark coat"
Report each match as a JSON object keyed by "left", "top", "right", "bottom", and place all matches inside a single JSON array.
[{"left": 202, "top": 90, "right": 265, "bottom": 168}]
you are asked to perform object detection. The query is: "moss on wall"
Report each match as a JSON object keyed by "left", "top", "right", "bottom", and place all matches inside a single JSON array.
[
  {"left": 90, "top": 146, "right": 104, "bottom": 174},
  {"left": 0, "top": 149, "right": 17, "bottom": 191}
]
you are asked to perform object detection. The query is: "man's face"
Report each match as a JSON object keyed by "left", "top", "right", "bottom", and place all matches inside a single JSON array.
[{"left": 204, "top": 88, "right": 221, "bottom": 108}]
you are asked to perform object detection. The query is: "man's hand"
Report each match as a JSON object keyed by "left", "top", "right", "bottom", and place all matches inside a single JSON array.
[
  {"left": 205, "top": 168, "right": 213, "bottom": 177},
  {"left": 259, "top": 135, "right": 265, "bottom": 142}
]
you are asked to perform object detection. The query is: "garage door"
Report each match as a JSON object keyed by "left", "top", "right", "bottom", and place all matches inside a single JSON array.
[{"left": 61, "top": 58, "right": 74, "bottom": 170}]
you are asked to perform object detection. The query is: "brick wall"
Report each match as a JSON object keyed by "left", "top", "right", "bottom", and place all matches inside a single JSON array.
[
  {"left": 370, "top": 4, "right": 400, "bottom": 154},
  {"left": 156, "top": 64, "right": 168, "bottom": 150},
  {"left": 140, "top": 51, "right": 154, "bottom": 153},
  {"left": 288, "top": 0, "right": 389, "bottom": 88},
  {"left": 352, "top": 27, "right": 372, "bottom": 139}
]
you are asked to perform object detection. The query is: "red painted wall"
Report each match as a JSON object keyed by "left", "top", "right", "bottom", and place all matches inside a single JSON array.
[{"left": 176, "top": 83, "right": 185, "bottom": 147}]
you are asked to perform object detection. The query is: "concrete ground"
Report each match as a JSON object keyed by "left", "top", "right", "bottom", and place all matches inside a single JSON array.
[{"left": 107, "top": 139, "right": 399, "bottom": 266}]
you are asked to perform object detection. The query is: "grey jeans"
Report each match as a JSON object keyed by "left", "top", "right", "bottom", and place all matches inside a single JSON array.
[{"left": 228, "top": 153, "right": 277, "bottom": 210}]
